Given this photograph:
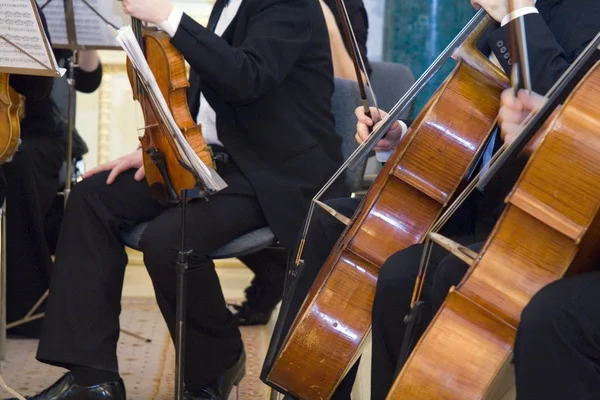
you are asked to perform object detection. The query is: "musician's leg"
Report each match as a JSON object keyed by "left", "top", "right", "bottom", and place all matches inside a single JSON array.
[
  {"left": 514, "top": 271, "right": 600, "bottom": 400},
  {"left": 370, "top": 239, "right": 482, "bottom": 400},
  {"left": 430, "top": 242, "right": 484, "bottom": 311},
  {"left": 234, "top": 248, "right": 288, "bottom": 325},
  {"left": 139, "top": 164, "right": 267, "bottom": 392},
  {"left": 36, "top": 170, "right": 164, "bottom": 380},
  {"left": 5, "top": 136, "right": 65, "bottom": 337}
]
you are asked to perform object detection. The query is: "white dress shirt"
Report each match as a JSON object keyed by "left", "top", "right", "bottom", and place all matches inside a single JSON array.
[
  {"left": 159, "top": 0, "right": 244, "bottom": 147},
  {"left": 375, "top": 3, "right": 538, "bottom": 163}
]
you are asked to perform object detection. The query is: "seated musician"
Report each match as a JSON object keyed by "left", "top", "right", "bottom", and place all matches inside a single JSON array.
[
  {"left": 12, "top": 0, "right": 345, "bottom": 398},
  {"left": 5, "top": 14, "right": 102, "bottom": 338},
  {"left": 234, "top": 0, "right": 371, "bottom": 326},
  {"left": 264, "top": 0, "right": 600, "bottom": 398},
  {"left": 496, "top": 88, "right": 600, "bottom": 399}
]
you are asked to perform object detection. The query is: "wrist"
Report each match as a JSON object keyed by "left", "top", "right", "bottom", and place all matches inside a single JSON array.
[{"left": 154, "top": 3, "right": 174, "bottom": 25}]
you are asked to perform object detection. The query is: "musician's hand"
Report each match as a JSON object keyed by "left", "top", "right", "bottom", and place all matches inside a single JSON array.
[
  {"left": 83, "top": 148, "right": 145, "bottom": 185},
  {"left": 498, "top": 88, "right": 547, "bottom": 146},
  {"left": 122, "top": 0, "right": 173, "bottom": 25},
  {"left": 470, "top": 0, "right": 534, "bottom": 23},
  {"left": 355, "top": 107, "right": 404, "bottom": 152}
]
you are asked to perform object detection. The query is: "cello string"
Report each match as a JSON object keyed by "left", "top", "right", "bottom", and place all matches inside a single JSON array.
[
  {"left": 410, "top": 16, "right": 600, "bottom": 304},
  {"left": 294, "top": 11, "right": 489, "bottom": 265}
]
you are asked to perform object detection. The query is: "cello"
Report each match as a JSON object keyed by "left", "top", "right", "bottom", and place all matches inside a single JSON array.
[
  {"left": 387, "top": 32, "right": 600, "bottom": 400},
  {"left": 264, "top": 11, "right": 509, "bottom": 399},
  {"left": 126, "top": 17, "right": 215, "bottom": 205},
  {"left": 0, "top": 73, "right": 23, "bottom": 164}
]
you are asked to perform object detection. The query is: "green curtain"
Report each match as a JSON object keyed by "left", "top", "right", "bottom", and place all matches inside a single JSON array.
[{"left": 383, "top": 0, "right": 475, "bottom": 116}]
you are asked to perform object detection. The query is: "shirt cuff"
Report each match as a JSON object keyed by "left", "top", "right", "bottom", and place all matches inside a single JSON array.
[
  {"left": 501, "top": 7, "right": 538, "bottom": 27},
  {"left": 375, "top": 120, "right": 408, "bottom": 162},
  {"left": 158, "top": 7, "right": 184, "bottom": 37}
]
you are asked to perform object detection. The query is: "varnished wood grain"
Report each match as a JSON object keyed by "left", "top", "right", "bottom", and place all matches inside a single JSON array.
[
  {"left": 389, "top": 61, "right": 600, "bottom": 400},
  {"left": 127, "top": 29, "right": 214, "bottom": 205},
  {"left": 266, "top": 16, "right": 509, "bottom": 399}
]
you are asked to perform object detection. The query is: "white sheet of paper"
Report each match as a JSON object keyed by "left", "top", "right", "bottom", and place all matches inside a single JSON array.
[
  {"left": 0, "top": 0, "right": 60, "bottom": 74},
  {"left": 37, "top": 0, "right": 129, "bottom": 48}
]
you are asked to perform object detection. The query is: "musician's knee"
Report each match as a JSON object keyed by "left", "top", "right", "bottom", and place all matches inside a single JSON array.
[
  {"left": 519, "top": 279, "right": 572, "bottom": 339},
  {"left": 139, "top": 216, "right": 179, "bottom": 273}
]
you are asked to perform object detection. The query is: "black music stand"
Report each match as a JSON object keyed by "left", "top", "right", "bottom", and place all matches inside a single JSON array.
[{"left": 175, "top": 189, "right": 207, "bottom": 400}]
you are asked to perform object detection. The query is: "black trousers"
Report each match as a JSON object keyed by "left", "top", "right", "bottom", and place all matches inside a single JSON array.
[
  {"left": 36, "top": 161, "right": 267, "bottom": 387},
  {"left": 3, "top": 135, "right": 65, "bottom": 337},
  {"left": 514, "top": 271, "right": 600, "bottom": 400},
  {"left": 371, "top": 241, "right": 484, "bottom": 399}
]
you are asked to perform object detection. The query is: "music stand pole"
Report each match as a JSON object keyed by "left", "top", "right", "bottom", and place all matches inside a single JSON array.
[
  {"left": 175, "top": 189, "right": 206, "bottom": 400},
  {"left": 63, "top": 50, "right": 77, "bottom": 206}
]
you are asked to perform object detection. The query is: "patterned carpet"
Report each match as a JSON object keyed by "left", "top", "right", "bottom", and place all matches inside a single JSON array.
[{"left": 0, "top": 298, "right": 271, "bottom": 399}]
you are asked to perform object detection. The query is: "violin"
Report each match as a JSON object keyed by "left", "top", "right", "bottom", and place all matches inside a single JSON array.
[
  {"left": 0, "top": 73, "right": 23, "bottom": 164},
  {"left": 126, "top": 18, "right": 214, "bottom": 205},
  {"left": 264, "top": 13, "right": 509, "bottom": 399}
]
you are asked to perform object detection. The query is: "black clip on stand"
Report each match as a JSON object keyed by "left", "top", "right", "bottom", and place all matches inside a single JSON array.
[{"left": 175, "top": 188, "right": 207, "bottom": 400}]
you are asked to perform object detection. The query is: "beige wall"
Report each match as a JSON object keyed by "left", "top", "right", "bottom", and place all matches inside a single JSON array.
[{"left": 75, "top": 0, "right": 214, "bottom": 170}]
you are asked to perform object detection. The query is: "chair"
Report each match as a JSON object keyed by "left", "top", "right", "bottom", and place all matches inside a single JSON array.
[
  {"left": 121, "top": 76, "right": 363, "bottom": 260},
  {"left": 360, "top": 61, "right": 416, "bottom": 191}
]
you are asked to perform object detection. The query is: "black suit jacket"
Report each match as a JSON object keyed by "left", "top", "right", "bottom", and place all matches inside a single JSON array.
[
  {"left": 474, "top": 0, "right": 600, "bottom": 235},
  {"left": 484, "top": 0, "right": 600, "bottom": 94},
  {"left": 170, "top": 0, "right": 344, "bottom": 248}
]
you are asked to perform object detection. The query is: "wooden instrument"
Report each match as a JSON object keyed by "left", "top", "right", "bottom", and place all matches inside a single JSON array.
[
  {"left": 264, "top": 16, "right": 509, "bottom": 399},
  {"left": 126, "top": 18, "right": 214, "bottom": 205},
  {"left": 0, "top": 73, "right": 23, "bottom": 164},
  {"left": 388, "top": 58, "right": 600, "bottom": 400}
]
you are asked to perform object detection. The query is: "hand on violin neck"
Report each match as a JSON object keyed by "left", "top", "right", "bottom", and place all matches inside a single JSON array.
[
  {"left": 498, "top": 88, "right": 549, "bottom": 153},
  {"left": 471, "top": 0, "right": 534, "bottom": 23},
  {"left": 122, "top": 0, "right": 174, "bottom": 25},
  {"left": 354, "top": 106, "right": 404, "bottom": 152},
  {"left": 83, "top": 148, "right": 145, "bottom": 185}
]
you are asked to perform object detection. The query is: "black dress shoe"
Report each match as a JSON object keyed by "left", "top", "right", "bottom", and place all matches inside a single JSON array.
[
  {"left": 233, "top": 259, "right": 285, "bottom": 326},
  {"left": 8, "top": 372, "right": 126, "bottom": 399},
  {"left": 184, "top": 348, "right": 246, "bottom": 399}
]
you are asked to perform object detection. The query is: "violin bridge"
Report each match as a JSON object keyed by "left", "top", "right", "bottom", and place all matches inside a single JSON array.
[
  {"left": 428, "top": 232, "right": 477, "bottom": 267},
  {"left": 314, "top": 199, "right": 350, "bottom": 226}
]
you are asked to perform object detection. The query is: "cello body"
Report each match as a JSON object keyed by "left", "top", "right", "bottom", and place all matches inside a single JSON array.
[
  {"left": 0, "top": 73, "right": 23, "bottom": 164},
  {"left": 265, "top": 16, "right": 509, "bottom": 399},
  {"left": 388, "top": 60, "right": 600, "bottom": 399},
  {"left": 126, "top": 26, "right": 214, "bottom": 205}
]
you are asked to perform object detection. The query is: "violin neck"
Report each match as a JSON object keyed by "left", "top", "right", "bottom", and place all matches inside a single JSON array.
[{"left": 131, "top": 17, "right": 145, "bottom": 52}]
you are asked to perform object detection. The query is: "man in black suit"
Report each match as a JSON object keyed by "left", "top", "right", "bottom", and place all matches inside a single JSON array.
[
  {"left": 17, "top": 0, "right": 344, "bottom": 399},
  {"left": 263, "top": 0, "right": 600, "bottom": 398},
  {"left": 233, "top": 0, "right": 371, "bottom": 327}
]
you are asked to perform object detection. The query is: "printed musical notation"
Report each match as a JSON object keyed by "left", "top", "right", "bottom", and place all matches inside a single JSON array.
[
  {"left": 37, "top": 0, "right": 129, "bottom": 48},
  {"left": 0, "top": 0, "right": 59, "bottom": 74}
]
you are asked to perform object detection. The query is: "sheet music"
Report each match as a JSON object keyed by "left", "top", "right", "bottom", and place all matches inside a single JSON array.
[
  {"left": 0, "top": 0, "right": 60, "bottom": 75},
  {"left": 113, "top": 25, "right": 228, "bottom": 194},
  {"left": 37, "top": 0, "right": 129, "bottom": 48}
]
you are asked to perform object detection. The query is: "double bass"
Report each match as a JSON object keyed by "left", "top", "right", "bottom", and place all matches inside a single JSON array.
[
  {"left": 0, "top": 73, "right": 23, "bottom": 164},
  {"left": 387, "top": 33, "right": 600, "bottom": 400},
  {"left": 264, "top": 12, "right": 509, "bottom": 399},
  {"left": 126, "top": 18, "right": 214, "bottom": 205}
]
